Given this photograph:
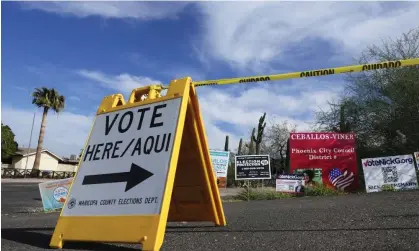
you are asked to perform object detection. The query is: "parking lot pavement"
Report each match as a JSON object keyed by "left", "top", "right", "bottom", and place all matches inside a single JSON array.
[
  {"left": 1, "top": 178, "right": 53, "bottom": 184},
  {"left": 0, "top": 182, "right": 244, "bottom": 214},
  {"left": 2, "top": 182, "right": 419, "bottom": 251},
  {"left": 1, "top": 183, "right": 44, "bottom": 214}
]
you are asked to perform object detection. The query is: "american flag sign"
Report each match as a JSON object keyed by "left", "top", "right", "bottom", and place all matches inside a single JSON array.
[{"left": 328, "top": 168, "right": 354, "bottom": 190}]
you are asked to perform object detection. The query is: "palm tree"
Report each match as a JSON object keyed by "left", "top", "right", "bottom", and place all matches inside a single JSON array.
[{"left": 32, "top": 87, "right": 65, "bottom": 171}]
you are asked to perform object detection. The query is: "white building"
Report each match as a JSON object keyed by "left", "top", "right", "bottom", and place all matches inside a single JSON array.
[{"left": 10, "top": 148, "right": 79, "bottom": 172}]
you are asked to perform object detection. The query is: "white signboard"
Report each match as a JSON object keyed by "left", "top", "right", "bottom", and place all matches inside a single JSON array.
[
  {"left": 62, "top": 98, "right": 182, "bottom": 216},
  {"left": 414, "top": 152, "right": 419, "bottom": 170},
  {"left": 209, "top": 150, "right": 230, "bottom": 178},
  {"left": 362, "top": 154, "right": 418, "bottom": 193}
]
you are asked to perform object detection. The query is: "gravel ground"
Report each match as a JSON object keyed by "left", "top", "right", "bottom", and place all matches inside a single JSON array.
[{"left": 2, "top": 182, "right": 419, "bottom": 251}]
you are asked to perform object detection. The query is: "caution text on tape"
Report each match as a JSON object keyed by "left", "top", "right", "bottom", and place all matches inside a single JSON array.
[{"left": 192, "top": 58, "right": 419, "bottom": 87}]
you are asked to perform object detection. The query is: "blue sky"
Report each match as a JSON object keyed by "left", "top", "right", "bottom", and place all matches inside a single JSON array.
[{"left": 2, "top": 1, "right": 419, "bottom": 157}]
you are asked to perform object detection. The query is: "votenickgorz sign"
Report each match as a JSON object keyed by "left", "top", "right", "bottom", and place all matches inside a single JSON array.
[{"left": 362, "top": 154, "right": 418, "bottom": 193}]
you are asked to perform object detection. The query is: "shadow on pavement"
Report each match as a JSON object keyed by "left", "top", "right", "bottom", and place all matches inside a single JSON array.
[
  {"left": 165, "top": 226, "right": 419, "bottom": 233},
  {"left": 166, "top": 225, "right": 217, "bottom": 229},
  {"left": 1, "top": 228, "right": 138, "bottom": 250},
  {"left": 378, "top": 213, "right": 419, "bottom": 218}
]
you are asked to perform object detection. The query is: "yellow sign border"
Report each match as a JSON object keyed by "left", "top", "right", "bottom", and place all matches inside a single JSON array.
[{"left": 50, "top": 78, "right": 196, "bottom": 251}]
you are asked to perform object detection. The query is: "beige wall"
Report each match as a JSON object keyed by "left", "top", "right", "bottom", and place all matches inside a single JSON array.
[
  {"left": 11, "top": 155, "right": 35, "bottom": 169},
  {"left": 11, "top": 152, "right": 78, "bottom": 172},
  {"left": 39, "top": 153, "right": 59, "bottom": 171},
  {"left": 12, "top": 153, "right": 58, "bottom": 171},
  {"left": 57, "top": 163, "right": 78, "bottom": 172}
]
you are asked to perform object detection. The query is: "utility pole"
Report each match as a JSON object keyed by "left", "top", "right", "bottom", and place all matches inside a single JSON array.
[{"left": 24, "top": 113, "right": 36, "bottom": 178}]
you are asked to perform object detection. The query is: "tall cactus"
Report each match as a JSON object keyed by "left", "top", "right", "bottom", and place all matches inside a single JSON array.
[
  {"left": 224, "top": 135, "right": 229, "bottom": 151},
  {"left": 285, "top": 137, "right": 290, "bottom": 173},
  {"left": 237, "top": 138, "right": 243, "bottom": 155},
  {"left": 252, "top": 112, "right": 266, "bottom": 155},
  {"left": 248, "top": 128, "right": 255, "bottom": 154}
]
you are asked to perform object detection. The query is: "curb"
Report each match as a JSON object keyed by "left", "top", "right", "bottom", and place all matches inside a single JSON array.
[{"left": 1, "top": 178, "right": 53, "bottom": 183}]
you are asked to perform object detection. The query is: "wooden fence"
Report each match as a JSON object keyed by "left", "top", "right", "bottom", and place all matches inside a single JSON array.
[{"left": 1, "top": 168, "right": 76, "bottom": 179}]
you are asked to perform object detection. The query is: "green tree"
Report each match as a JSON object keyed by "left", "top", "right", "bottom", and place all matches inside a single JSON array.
[
  {"left": 317, "top": 98, "right": 361, "bottom": 134},
  {"left": 247, "top": 128, "right": 256, "bottom": 154},
  {"left": 315, "top": 28, "right": 419, "bottom": 158},
  {"left": 1, "top": 123, "right": 18, "bottom": 162},
  {"left": 32, "top": 87, "right": 66, "bottom": 170},
  {"left": 262, "top": 120, "right": 297, "bottom": 174}
]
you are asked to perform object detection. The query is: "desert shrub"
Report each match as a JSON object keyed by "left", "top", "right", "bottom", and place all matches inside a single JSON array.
[
  {"left": 234, "top": 187, "right": 293, "bottom": 201},
  {"left": 305, "top": 184, "right": 348, "bottom": 196},
  {"left": 381, "top": 184, "right": 397, "bottom": 192},
  {"left": 233, "top": 184, "right": 348, "bottom": 201}
]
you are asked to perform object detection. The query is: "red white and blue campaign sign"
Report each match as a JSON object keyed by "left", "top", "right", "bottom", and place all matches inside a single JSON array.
[
  {"left": 328, "top": 168, "right": 355, "bottom": 190},
  {"left": 289, "top": 132, "right": 359, "bottom": 191}
]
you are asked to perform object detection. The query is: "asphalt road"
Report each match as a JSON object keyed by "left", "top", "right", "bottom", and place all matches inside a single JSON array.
[
  {"left": 2, "top": 182, "right": 419, "bottom": 251},
  {"left": 1, "top": 183, "right": 44, "bottom": 214}
]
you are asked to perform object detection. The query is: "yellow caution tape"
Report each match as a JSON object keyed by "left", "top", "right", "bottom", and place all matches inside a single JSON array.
[{"left": 192, "top": 58, "right": 419, "bottom": 87}]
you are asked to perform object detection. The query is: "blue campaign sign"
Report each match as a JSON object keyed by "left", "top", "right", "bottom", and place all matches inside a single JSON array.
[
  {"left": 38, "top": 178, "right": 73, "bottom": 212},
  {"left": 209, "top": 150, "right": 230, "bottom": 178}
]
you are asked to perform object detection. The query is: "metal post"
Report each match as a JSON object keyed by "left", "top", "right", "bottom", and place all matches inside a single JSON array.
[
  {"left": 247, "top": 180, "right": 250, "bottom": 201},
  {"left": 24, "top": 113, "right": 36, "bottom": 178}
]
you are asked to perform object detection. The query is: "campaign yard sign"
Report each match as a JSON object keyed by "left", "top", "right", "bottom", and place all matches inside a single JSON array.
[
  {"left": 289, "top": 132, "right": 358, "bottom": 191},
  {"left": 362, "top": 154, "right": 418, "bottom": 193},
  {"left": 276, "top": 174, "right": 305, "bottom": 193},
  {"left": 414, "top": 152, "right": 419, "bottom": 170},
  {"left": 39, "top": 178, "right": 73, "bottom": 212},
  {"left": 235, "top": 155, "right": 271, "bottom": 180},
  {"left": 209, "top": 150, "right": 230, "bottom": 188}
]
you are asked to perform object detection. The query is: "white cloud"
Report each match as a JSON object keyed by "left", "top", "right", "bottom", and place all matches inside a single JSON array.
[
  {"left": 68, "top": 96, "right": 81, "bottom": 101},
  {"left": 14, "top": 86, "right": 28, "bottom": 92},
  {"left": 163, "top": 67, "right": 207, "bottom": 83},
  {"left": 76, "top": 70, "right": 162, "bottom": 96},
  {"left": 196, "top": 2, "right": 419, "bottom": 71},
  {"left": 197, "top": 79, "right": 341, "bottom": 152},
  {"left": 2, "top": 74, "right": 340, "bottom": 159},
  {"left": 20, "top": 2, "right": 189, "bottom": 20},
  {"left": 75, "top": 68, "right": 342, "bottom": 154},
  {"left": 2, "top": 106, "right": 94, "bottom": 158},
  {"left": 22, "top": 2, "right": 419, "bottom": 73}
]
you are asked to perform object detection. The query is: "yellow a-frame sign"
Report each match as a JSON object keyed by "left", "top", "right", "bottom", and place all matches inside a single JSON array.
[{"left": 50, "top": 77, "right": 226, "bottom": 251}]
